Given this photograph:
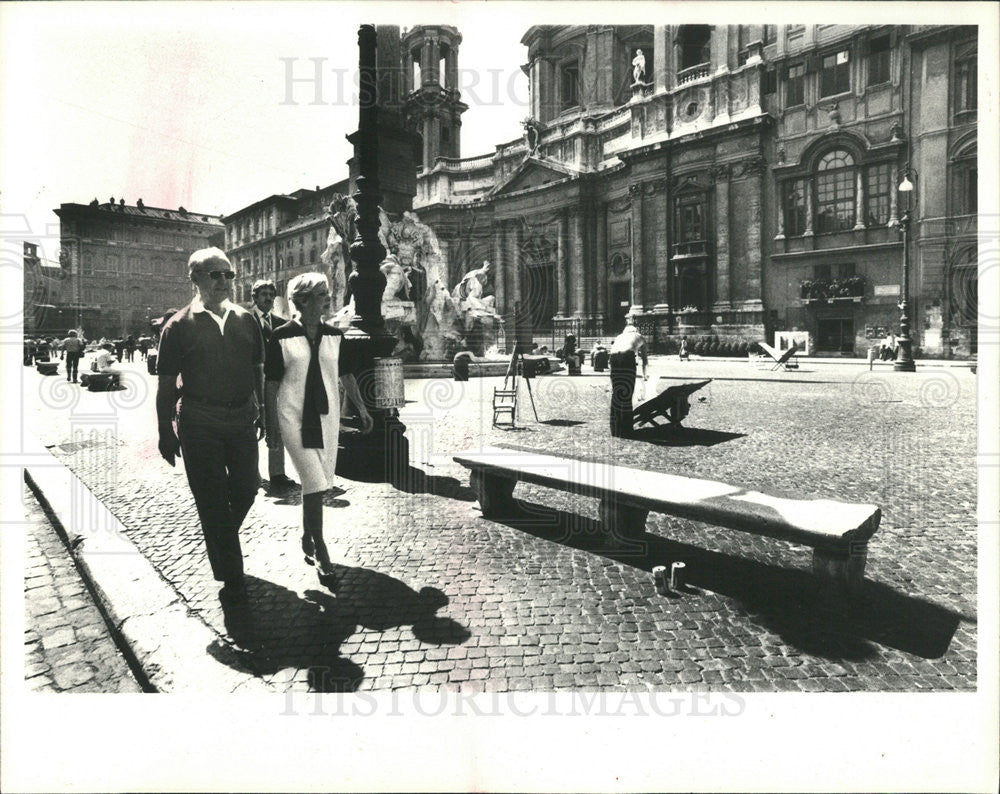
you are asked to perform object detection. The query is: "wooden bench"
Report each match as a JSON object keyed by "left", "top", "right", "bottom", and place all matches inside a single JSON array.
[
  {"left": 633, "top": 379, "right": 711, "bottom": 428},
  {"left": 453, "top": 446, "right": 881, "bottom": 599}
]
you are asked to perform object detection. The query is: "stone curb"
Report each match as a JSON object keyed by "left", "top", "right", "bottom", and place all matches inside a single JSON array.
[{"left": 23, "top": 441, "right": 268, "bottom": 694}]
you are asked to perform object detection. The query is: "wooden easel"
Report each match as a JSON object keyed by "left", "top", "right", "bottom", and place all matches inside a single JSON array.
[{"left": 493, "top": 343, "right": 539, "bottom": 427}]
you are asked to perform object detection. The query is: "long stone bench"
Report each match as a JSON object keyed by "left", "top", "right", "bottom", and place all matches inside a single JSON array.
[{"left": 453, "top": 446, "right": 881, "bottom": 600}]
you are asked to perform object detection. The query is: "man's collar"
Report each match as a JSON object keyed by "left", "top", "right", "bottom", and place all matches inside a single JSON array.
[{"left": 192, "top": 295, "right": 236, "bottom": 316}]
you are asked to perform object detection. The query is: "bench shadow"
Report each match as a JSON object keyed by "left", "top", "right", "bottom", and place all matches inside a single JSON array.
[
  {"left": 209, "top": 572, "right": 470, "bottom": 692},
  {"left": 540, "top": 419, "right": 587, "bottom": 427},
  {"left": 498, "top": 501, "right": 962, "bottom": 663},
  {"left": 631, "top": 425, "right": 745, "bottom": 447}
]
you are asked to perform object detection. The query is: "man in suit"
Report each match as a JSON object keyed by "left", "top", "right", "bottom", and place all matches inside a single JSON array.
[{"left": 250, "top": 278, "right": 297, "bottom": 492}]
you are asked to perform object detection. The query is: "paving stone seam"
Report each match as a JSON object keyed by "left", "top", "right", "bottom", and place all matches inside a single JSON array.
[{"left": 24, "top": 447, "right": 267, "bottom": 693}]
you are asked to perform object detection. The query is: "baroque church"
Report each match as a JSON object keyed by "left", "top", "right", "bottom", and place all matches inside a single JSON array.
[{"left": 407, "top": 24, "right": 978, "bottom": 358}]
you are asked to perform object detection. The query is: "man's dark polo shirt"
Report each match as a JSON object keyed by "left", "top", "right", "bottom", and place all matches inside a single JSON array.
[{"left": 157, "top": 299, "right": 263, "bottom": 403}]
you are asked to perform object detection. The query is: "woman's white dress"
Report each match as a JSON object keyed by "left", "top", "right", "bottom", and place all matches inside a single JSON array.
[{"left": 266, "top": 321, "right": 357, "bottom": 495}]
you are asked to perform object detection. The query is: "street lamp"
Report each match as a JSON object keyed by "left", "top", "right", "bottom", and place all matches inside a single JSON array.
[{"left": 894, "top": 168, "right": 917, "bottom": 372}]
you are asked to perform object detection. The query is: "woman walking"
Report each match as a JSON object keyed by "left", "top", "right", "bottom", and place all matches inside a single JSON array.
[{"left": 264, "top": 273, "right": 373, "bottom": 586}]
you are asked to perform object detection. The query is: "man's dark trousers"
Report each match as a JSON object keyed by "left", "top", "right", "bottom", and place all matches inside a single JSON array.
[
  {"left": 609, "top": 351, "right": 637, "bottom": 438},
  {"left": 177, "top": 398, "right": 259, "bottom": 582},
  {"left": 65, "top": 352, "right": 82, "bottom": 381}
]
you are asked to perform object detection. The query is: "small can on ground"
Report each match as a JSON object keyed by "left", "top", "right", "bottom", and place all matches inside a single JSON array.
[{"left": 670, "top": 561, "right": 686, "bottom": 590}]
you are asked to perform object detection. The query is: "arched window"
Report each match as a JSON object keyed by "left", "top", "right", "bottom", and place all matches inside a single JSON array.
[{"left": 815, "top": 149, "right": 856, "bottom": 233}]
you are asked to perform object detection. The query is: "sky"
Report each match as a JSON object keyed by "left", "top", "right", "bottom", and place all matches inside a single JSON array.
[{"left": 0, "top": 2, "right": 534, "bottom": 261}]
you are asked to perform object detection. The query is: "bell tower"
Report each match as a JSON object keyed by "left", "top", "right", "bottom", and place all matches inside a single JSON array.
[{"left": 402, "top": 25, "right": 468, "bottom": 170}]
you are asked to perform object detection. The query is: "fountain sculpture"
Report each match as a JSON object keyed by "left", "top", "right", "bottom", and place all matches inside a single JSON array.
[{"left": 323, "top": 195, "right": 501, "bottom": 361}]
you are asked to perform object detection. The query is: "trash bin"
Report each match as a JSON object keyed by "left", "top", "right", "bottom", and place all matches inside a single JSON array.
[
  {"left": 453, "top": 351, "right": 472, "bottom": 381},
  {"left": 567, "top": 356, "right": 581, "bottom": 376},
  {"left": 147, "top": 353, "right": 158, "bottom": 375}
]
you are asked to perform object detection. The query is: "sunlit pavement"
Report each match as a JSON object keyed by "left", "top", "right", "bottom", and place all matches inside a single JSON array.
[{"left": 20, "top": 353, "right": 978, "bottom": 692}]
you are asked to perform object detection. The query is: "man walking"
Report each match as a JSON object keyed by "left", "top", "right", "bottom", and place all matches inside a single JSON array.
[
  {"left": 62, "top": 329, "right": 85, "bottom": 382},
  {"left": 608, "top": 323, "right": 648, "bottom": 439},
  {"left": 155, "top": 248, "right": 264, "bottom": 603},
  {"left": 249, "top": 278, "right": 297, "bottom": 492}
]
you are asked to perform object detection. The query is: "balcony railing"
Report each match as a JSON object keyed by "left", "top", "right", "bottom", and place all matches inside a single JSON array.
[
  {"left": 677, "top": 62, "right": 711, "bottom": 86},
  {"left": 672, "top": 240, "right": 708, "bottom": 258},
  {"left": 800, "top": 276, "right": 866, "bottom": 303}
]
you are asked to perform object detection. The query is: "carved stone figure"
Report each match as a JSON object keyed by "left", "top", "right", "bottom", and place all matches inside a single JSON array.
[{"left": 632, "top": 48, "right": 646, "bottom": 84}]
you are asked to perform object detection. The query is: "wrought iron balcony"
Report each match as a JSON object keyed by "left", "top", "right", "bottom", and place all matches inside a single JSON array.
[{"left": 799, "top": 276, "right": 866, "bottom": 303}]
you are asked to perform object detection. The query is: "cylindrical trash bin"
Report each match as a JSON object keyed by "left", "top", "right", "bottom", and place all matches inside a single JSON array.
[
  {"left": 147, "top": 353, "right": 158, "bottom": 375},
  {"left": 453, "top": 352, "right": 471, "bottom": 381}
]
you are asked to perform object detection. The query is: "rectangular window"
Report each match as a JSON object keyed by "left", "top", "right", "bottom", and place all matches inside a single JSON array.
[
  {"left": 816, "top": 167, "right": 856, "bottom": 233},
  {"left": 786, "top": 63, "right": 805, "bottom": 106},
  {"left": 561, "top": 61, "right": 579, "bottom": 110},
  {"left": 763, "top": 25, "right": 777, "bottom": 46},
  {"left": 866, "top": 163, "right": 892, "bottom": 225},
  {"left": 867, "top": 36, "right": 890, "bottom": 86},
  {"left": 812, "top": 264, "right": 832, "bottom": 281},
  {"left": 956, "top": 57, "right": 977, "bottom": 115},
  {"left": 955, "top": 162, "right": 977, "bottom": 214},
  {"left": 676, "top": 197, "right": 705, "bottom": 243},
  {"left": 782, "top": 179, "right": 806, "bottom": 236},
  {"left": 820, "top": 50, "right": 851, "bottom": 97}
]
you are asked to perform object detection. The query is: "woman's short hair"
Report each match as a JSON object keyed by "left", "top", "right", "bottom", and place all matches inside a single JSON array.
[{"left": 287, "top": 272, "right": 329, "bottom": 313}]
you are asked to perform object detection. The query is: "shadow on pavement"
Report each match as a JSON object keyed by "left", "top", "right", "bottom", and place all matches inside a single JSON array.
[
  {"left": 540, "top": 419, "right": 587, "bottom": 427},
  {"left": 208, "top": 572, "right": 469, "bottom": 692},
  {"left": 631, "top": 425, "right": 745, "bottom": 447},
  {"left": 498, "top": 502, "right": 963, "bottom": 663}
]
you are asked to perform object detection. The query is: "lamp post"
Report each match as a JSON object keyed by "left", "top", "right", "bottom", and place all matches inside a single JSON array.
[
  {"left": 894, "top": 169, "right": 917, "bottom": 372},
  {"left": 339, "top": 23, "right": 408, "bottom": 484}
]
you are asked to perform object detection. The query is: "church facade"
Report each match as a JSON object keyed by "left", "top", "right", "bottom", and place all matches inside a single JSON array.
[{"left": 413, "top": 24, "right": 978, "bottom": 358}]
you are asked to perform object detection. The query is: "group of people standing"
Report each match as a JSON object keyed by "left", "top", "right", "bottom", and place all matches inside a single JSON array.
[{"left": 155, "top": 248, "right": 372, "bottom": 604}]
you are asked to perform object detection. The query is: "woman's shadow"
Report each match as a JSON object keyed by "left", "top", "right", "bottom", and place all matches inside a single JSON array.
[{"left": 209, "top": 570, "right": 470, "bottom": 692}]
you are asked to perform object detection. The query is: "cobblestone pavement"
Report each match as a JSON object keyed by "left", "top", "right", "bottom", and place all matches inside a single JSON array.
[
  {"left": 19, "top": 353, "right": 979, "bottom": 692},
  {"left": 22, "top": 485, "right": 143, "bottom": 693}
]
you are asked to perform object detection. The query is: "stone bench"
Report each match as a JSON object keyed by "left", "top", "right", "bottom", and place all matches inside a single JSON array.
[
  {"left": 36, "top": 362, "right": 59, "bottom": 376},
  {"left": 453, "top": 446, "right": 881, "bottom": 600}
]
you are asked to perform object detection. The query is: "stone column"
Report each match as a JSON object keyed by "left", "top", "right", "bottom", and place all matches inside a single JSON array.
[
  {"left": 556, "top": 210, "right": 569, "bottom": 316},
  {"left": 595, "top": 203, "right": 607, "bottom": 321},
  {"left": 421, "top": 41, "right": 432, "bottom": 86},
  {"left": 804, "top": 180, "right": 814, "bottom": 237},
  {"left": 775, "top": 185, "right": 786, "bottom": 239},
  {"left": 447, "top": 49, "right": 458, "bottom": 90},
  {"left": 571, "top": 208, "right": 586, "bottom": 316},
  {"left": 715, "top": 168, "right": 731, "bottom": 307},
  {"left": 629, "top": 185, "right": 644, "bottom": 311},
  {"left": 888, "top": 165, "right": 900, "bottom": 227},
  {"left": 854, "top": 169, "right": 866, "bottom": 230},
  {"left": 429, "top": 37, "right": 440, "bottom": 86},
  {"left": 493, "top": 221, "right": 506, "bottom": 314},
  {"left": 653, "top": 26, "right": 669, "bottom": 91},
  {"left": 744, "top": 170, "right": 763, "bottom": 301},
  {"left": 506, "top": 221, "right": 521, "bottom": 312}
]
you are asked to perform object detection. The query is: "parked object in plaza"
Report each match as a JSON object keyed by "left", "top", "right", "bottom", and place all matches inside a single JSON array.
[
  {"left": 36, "top": 361, "right": 59, "bottom": 376},
  {"left": 632, "top": 379, "right": 711, "bottom": 429},
  {"left": 454, "top": 446, "right": 881, "bottom": 600},
  {"left": 757, "top": 340, "right": 799, "bottom": 371}
]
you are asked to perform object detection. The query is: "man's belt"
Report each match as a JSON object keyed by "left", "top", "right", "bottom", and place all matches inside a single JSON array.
[{"left": 182, "top": 393, "right": 253, "bottom": 409}]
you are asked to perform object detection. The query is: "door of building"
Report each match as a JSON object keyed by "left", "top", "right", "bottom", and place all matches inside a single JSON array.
[
  {"left": 816, "top": 317, "right": 855, "bottom": 353},
  {"left": 609, "top": 281, "right": 631, "bottom": 333}
]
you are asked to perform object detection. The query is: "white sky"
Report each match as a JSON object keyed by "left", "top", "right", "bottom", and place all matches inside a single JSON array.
[{"left": 0, "top": 2, "right": 534, "bottom": 257}]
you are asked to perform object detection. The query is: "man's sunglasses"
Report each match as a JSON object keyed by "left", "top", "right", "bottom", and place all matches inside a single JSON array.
[{"left": 204, "top": 270, "right": 236, "bottom": 280}]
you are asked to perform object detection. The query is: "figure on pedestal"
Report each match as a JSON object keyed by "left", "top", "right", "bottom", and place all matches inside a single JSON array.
[{"left": 632, "top": 48, "right": 646, "bottom": 84}]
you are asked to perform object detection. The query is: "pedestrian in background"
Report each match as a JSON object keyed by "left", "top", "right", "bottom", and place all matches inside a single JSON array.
[
  {"left": 124, "top": 335, "right": 136, "bottom": 362},
  {"left": 265, "top": 272, "right": 373, "bottom": 588},
  {"left": 608, "top": 324, "right": 648, "bottom": 438},
  {"left": 62, "top": 329, "right": 85, "bottom": 382},
  {"left": 155, "top": 248, "right": 264, "bottom": 605},
  {"left": 250, "top": 278, "right": 297, "bottom": 493}
]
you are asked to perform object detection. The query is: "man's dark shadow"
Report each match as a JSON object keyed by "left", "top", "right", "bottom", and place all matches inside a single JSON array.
[
  {"left": 493, "top": 500, "right": 964, "bottom": 663},
  {"left": 210, "top": 573, "right": 469, "bottom": 691},
  {"left": 631, "top": 425, "right": 745, "bottom": 447}
]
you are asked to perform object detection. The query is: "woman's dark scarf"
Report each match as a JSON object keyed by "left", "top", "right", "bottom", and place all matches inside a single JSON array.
[{"left": 301, "top": 327, "right": 329, "bottom": 448}]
